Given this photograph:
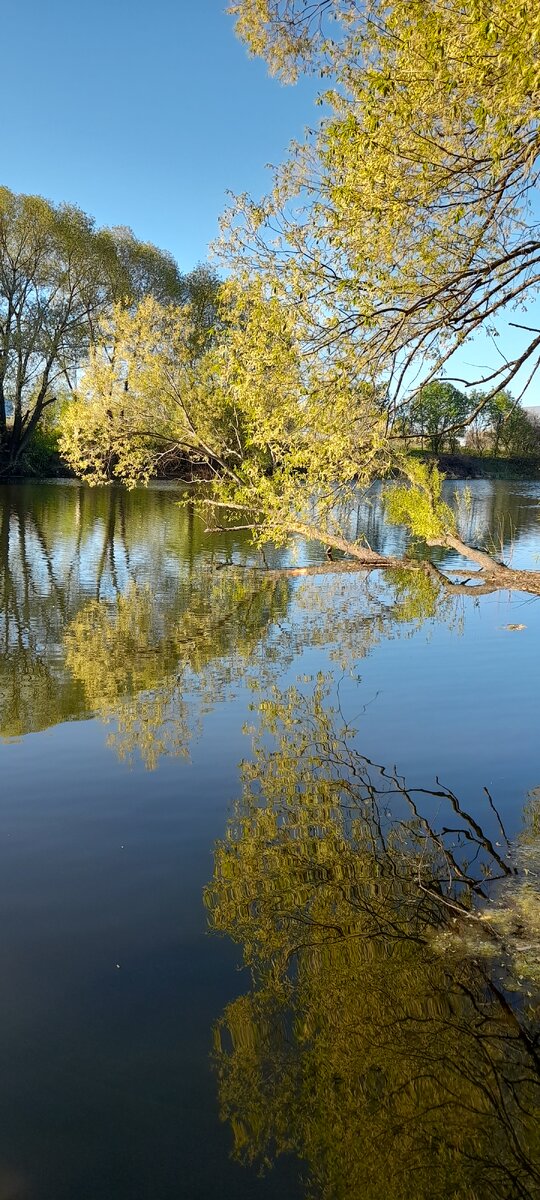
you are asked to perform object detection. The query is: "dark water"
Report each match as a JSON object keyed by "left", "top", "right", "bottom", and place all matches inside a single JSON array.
[{"left": 0, "top": 479, "right": 539, "bottom": 1200}]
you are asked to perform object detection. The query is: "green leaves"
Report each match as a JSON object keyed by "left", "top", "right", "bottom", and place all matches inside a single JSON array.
[
  {"left": 0, "top": 188, "right": 190, "bottom": 473},
  {"left": 224, "top": 0, "right": 540, "bottom": 415},
  {"left": 384, "top": 460, "right": 456, "bottom": 542}
]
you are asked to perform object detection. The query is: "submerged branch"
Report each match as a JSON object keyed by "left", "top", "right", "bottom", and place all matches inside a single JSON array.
[{"left": 214, "top": 553, "right": 540, "bottom": 596}]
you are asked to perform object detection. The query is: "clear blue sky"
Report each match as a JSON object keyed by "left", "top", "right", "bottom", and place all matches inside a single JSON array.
[{"left": 5, "top": 0, "right": 316, "bottom": 270}]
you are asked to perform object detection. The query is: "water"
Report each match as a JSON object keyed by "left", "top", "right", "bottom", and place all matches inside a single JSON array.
[{"left": 0, "top": 479, "right": 539, "bottom": 1199}]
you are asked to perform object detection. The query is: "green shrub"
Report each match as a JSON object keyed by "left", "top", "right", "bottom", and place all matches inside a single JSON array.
[{"left": 19, "top": 426, "right": 67, "bottom": 476}]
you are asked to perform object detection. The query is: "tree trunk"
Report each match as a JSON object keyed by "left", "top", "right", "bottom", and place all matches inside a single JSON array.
[
  {"left": 431, "top": 533, "right": 506, "bottom": 573},
  {"left": 222, "top": 552, "right": 540, "bottom": 596},
  {"left": 0, "top": 381, "right": 6, "bottom": 437}
]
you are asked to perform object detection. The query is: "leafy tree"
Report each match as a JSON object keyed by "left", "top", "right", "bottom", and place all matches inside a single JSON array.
[
  {"left": 58, "top": 292, "right": 238, "bottom": 484},
  {"left": 0, "top": 188, "right": 114, "bottom": 472},
  {"left": 59, "top": 283, "right": 540, "bottom": 588},
  {"left": 53, "top": 0, "right": 540, "bottom": 588},
  {"left": 180, "top": 262, "right": 223, "bottom": 355},
  {"left": 104, "top": 232, "right": 221, "bottom": 347},
  {"left": 59, "top": 281, "right": 404, "bottom": 535},
  {"left": 466, "top": 391, "right": 540, "bottom": 458},
  {"left": 58, "top": 0, "right": 540, "bottom": 586},
  {"left": 496, "top": 403, "right": 540, "bottom": 459},
  {"left": 226, "top": 0, "right": 540, "bottom": 402},
  {"left": 105, "top": 224, "right": 185, "bottom": 305},
  {"left": 153, "top": 0, "right": 540, "bottom": 585},
  {"left": 407, "top": 381, "right": 471, "bottom": 455},
  {"left": 0, "top": 188, "right": 205, "bottom": 474},
  {"left": 188, "top": 0, "right": 540, "bottom": 583}
]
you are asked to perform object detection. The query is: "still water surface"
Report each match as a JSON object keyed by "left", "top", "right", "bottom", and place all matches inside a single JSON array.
[{"left": 0, "top": 479, "right": 539, "bottom": 1199}]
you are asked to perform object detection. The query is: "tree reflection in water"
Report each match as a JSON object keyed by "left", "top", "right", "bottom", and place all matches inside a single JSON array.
[
  {"left": 206, "top": 680, "right": 540, "bottom": 1200},
  {"left": 0, "top": 478, "right": 467, "bottom": 765},
  {"left": 63, "top": 572, "right": 292, "bottom": 767},
  {"left": 1, "top": 483, "right": 539, "bottom": 1194},
  {"left": 3, "top": 476, "right": 538, "bottom": 749},
  {"left": 61, "top": 565, "right": 465, "bottom": 768}
]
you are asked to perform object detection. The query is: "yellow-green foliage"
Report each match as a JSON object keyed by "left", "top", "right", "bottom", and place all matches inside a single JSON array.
[
  {"left": 386, "top": 566, "right": 442, "bottom": 625},
  {"left": 225, "top": 0, "right": 540, "bottom": 407},
  {"left": 59, "top": 295, "right": 232, "bottom": 487},
  {"left": 59, "top": 282, "right": 398, "bottom": 555},
  {"left": 60, "top": 0, "right": 540, "bottom": 567},
  {"left": 384, "top": 460, "right": 456, "bottom": 543},
  {"left": 62, "top": 573, "right": 292, "bottom": 767}
]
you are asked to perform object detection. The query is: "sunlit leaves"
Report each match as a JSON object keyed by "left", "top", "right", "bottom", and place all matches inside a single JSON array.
[
  {"left": 225, "top": 0, "right": 540, "bottom": 407},
  {"left": 0, "top": 188, "right": 187, "bottom": 471},
  {"left": 384, "top": 460, "right": 457, "bottom": 544}
]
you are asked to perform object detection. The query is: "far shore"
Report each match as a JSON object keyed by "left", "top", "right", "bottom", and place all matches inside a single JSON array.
[{"left": 2, "top": 449, "right": 540, "bottom": 485}]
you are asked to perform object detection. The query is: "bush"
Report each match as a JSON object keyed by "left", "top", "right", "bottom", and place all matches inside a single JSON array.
[{"left": 18, "top": 426, "right": 68, "bottom": 476}]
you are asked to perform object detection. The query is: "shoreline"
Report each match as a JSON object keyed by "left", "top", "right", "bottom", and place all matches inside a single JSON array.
[{"left": 2, "top": 451, "right": 540, "bottom": 485}]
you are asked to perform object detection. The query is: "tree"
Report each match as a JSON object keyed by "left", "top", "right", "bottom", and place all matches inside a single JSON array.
[
  {"left": 104, "top": 231, "right": 221, "bottom": 343},
  {"left": 58, "top": 291, "right": 239, "bottom": 484},
  {"left": 408, "top": 381, "right": 471, "bottom": 454},
  {"left": 54, "top": 0, "right": 540, "bottom": 588},
  {"left": 496, "top": 403, "right": 540, "bottom": 458},
  {"left": 466, "top": 391, "right": 540, "bottom": 458},
  {"left": 59, "top": 1, "right": 540, "bottom": 591},
  {"left": 0, "top": 188, "right": 112, "bottom": 471},
  {"left": 59, "top": 280, "right": 407, "bottom": 533},
  {"left": 60, "top": 282, "right": 540, "bottom": 593},
  {"left": 0, "top": 188, "right": 198, "bottom": 474},
  {"left": 225, "top": 0, "right": 540, "bottom": 411},
  {"left": 185, "top": 0, "right": 540, "bottom": 589},
  {"left": 104, "top": 224, "right": 185, "bottom": 306},
  {"left": 180, "top": 262, "right": 223, "bottom": 354}
]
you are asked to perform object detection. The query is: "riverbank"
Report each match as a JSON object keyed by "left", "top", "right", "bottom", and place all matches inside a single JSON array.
[
  {"left": 430, "top": 452, "right": 540, "bottom": 479},
  {"left": 5, "top": 439, "right": 540, "bottom": 483}
]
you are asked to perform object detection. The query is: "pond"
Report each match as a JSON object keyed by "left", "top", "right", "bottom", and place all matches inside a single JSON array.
[{"left": 0, "top": 478, "right": 539, "bottom": 1200}]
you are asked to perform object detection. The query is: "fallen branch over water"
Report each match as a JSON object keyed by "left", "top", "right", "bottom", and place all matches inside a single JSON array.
[
  {"left": 205, "top": 502, "right": 540, "bottom": 595},
  {"left": 213, "top": 553, "right": 540, "bottom": 597}
]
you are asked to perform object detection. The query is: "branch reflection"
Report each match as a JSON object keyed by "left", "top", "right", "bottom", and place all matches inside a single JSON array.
[{"left": 206, "top": 680, "right": 540, "bottom": 1200}]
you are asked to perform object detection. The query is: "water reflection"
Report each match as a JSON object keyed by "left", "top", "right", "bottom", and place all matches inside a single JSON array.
[
  {"left": 0, "top": 481, "right": 474, "bottom": 760},
  {"left": 64, "top": 574, "right": 292, "bottom": 767},
  {"left": 301, "top": 478, "right": 540, "bottom": 571},
  {"left": 4, "top": 561, "right": 467, "bottom": 767},
  {"left": 1, "top": 481, "right": 540, "bottom": 1198},
  {"left": 61, "top": 565, "right": 463, "bottom": 767},
  {"left": 206, "top": 681, "right": 540, "bottom": 1199},
  {"left": 0, "top": 482, "right": 292, "bottom": 742},
  {"left": 1, "top": 478, "right": 539, "bottom": 745}
]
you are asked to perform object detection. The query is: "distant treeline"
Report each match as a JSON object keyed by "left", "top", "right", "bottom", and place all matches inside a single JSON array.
[{"left": 0, "top": 186, "right": 220, "bottom": 477}]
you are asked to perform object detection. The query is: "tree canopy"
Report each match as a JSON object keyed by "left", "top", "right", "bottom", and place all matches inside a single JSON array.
[
  {"left": 225, "top": 0, "right": 540, "bottom": 413},
  {"left": 0, "top": 187, "right": 218, "bottom": 474},
  {"left": 407, "top": 381, "right": 471, "bottom": 454},
  {"left": 465, "top": 390, "right": 540, "bottom": 457},
  {"left": 58, "top": 281, "right": 540, "bottom": 591}
]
